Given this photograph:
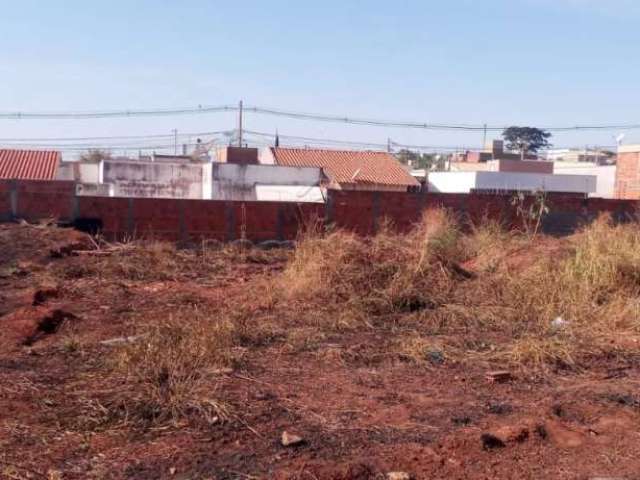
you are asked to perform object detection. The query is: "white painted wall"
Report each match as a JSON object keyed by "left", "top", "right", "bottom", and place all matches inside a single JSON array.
[
  {"left": 79, "top": 161, "right": 102, "bottom": 183},
  {"left": 103, "top": 160, "right": 206, "bottom": 199},
  {"left": 553, "top": 163, "right": 616, "bottom": 198},
  {"left": 211, "top": 163, "right": 323, "bottom": 201},
  {"left": 70, "top": 157, "right": 325, "bottom": 202},
  {"left": 427, "top": 172, "right": 478, "bottom": 193},
  {"left": 255, "top": 185, "right": 325, "bottom": 203},
  {"left": 428, "top": 171, "right": 596, "bottom": 194},
  {"left": 258, "top": 147, "right": 276, "bottom": 165}
]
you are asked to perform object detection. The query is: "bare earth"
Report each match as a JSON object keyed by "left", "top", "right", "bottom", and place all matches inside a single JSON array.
[{"left": 1, "top": 222, "right": 639, "bottom": 480}]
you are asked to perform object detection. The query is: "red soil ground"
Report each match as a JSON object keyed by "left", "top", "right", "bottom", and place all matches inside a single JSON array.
[{"left": 0, "top": 223, "right": 639, "bottom": 479}]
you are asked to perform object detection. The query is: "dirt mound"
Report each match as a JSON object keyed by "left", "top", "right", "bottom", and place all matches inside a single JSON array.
[{"left": 0, "top": 221, "right": 93, "bottom": 269}]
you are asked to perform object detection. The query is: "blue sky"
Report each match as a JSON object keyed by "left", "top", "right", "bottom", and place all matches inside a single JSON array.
[{"left": 1, "top": 0, "right": 639, "bottom": 156}]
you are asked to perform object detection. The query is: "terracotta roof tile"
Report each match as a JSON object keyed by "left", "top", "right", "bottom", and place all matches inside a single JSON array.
[
  {"left": 0, "top": 149, "right": 60, "bottom": 180},
  {"left": 271, "top": 148, "right": 419, "bottom": 189}
]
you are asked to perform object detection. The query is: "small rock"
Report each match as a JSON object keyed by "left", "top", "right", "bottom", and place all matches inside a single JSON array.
[
  {"left": 169, "top": 467, "right": 176, "bottom": 475},
  {"left": 426, "top": 350, "right": 445, "bottom": 365},
  {"left": 551, "top": 316, "right": 568, "bottom": 331},
  {"left": 485, "top": 370, "right": 512, "bottom": 383},
  {"left": 387, "top": 472, "right": 413, "bottom": 480},
  {"left": 281, "top": 431, "right": 304, "bottom": 447}
]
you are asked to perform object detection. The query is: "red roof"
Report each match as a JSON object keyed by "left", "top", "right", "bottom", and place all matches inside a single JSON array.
[
  {"left": 0, "top": 149, "right": 60, "bottom": 180},
  {"left": 270, "top": 148, "right": 419, "bottom": 189}
]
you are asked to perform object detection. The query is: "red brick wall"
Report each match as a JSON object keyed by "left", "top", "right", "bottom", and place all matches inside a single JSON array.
[
  {"left": 0, "top": 179, "right": 639, "bottom": 241},
  {"left": 14, "top": 180, "right": 76, "bottom": 221},
  {"left": 615, "top": 152, "right": 640, "bottom": 199}
]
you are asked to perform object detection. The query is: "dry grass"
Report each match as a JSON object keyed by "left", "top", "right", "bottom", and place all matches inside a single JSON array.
[
  {"left": 281, "top": 210, "right": 464, "bottom": 322},
  {"left": 279, "top": 211, "right": 640, "bottom": 371},
  {"left": 108, "top": 309, "right": 237, "bottom": 426}
]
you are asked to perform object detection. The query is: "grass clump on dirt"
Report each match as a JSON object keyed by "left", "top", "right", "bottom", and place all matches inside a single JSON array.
[
  {"left": 279, "top": 211, "right": 640, "bottom": 371},
  {"left": 109, "top": 309, "right": 237, "bottom": 426},
  {"left": 456, "top": 215, "right": 640, "bottom": 369},
  {"left": 281, "top": 210, "right": 465, "bottom": 321}
]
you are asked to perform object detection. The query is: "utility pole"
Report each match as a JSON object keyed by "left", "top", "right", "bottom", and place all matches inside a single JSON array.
[
  {"left": 238, "top": 100, "right": 243, "bottom": 148},
  {"left": 482, "top": 123, "right": 487, "bottom": 149},
  {"left": 172, "top": 129, "right": 178, "bottom": 155},
  {"left": 387, "top": 138, "right": 392, "bottom": 153}
]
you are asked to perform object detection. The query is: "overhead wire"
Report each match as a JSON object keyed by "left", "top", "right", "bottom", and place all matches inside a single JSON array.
[{"left": 0, "top": 103, "right": 639, "bottom": 132}]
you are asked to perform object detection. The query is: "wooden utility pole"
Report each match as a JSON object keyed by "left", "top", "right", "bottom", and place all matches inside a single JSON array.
[{"left": 238, "top": 100, "right": 243, "bottom": 147}]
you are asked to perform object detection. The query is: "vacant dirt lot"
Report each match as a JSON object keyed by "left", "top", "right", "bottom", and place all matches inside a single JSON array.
[{"left": 1, "top": 217, "right": 639, "bottom": 480}]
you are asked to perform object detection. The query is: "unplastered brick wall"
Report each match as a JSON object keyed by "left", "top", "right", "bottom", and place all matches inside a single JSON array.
[
  {"left": 0, "top": 179, "right": 638, "bottom": 240},
  {"left": 615, "top": 151, "right": 640, "bottom": 199}
]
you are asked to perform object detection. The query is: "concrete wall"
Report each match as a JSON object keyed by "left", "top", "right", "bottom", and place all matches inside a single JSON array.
[
  {"left": 428, "top": 171, "right": 596, "bottom": 194},
  {"left": 56, "top": 161, "right": 102, "bottom": 183},
  {"left": 210, "top": 163, "right": 323, "bottom": 201},
  {"left": 554, "top": 163, "right": 616, "bottom": 198},
  {"left": 487, "top": 159, "right": 554, "bottom": 174},
  {"left": 213, "top": 146, "right": 259, "bottom": 165},
  {"left": 255, "top": 185, "right": 325, "bottom": 202},
  {"left": 103, "top": 160, "right": 207, "bottom": 199}
]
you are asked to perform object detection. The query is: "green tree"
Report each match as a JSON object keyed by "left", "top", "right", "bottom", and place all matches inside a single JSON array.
[{"left": 502, "top": 127, "right": 552, "bottom": 160}]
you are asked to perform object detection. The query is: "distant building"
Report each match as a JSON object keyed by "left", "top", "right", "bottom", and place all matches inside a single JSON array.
[
  {"left": 0, "top": 149, "right": 60, "bottom": 180},
  {"left": 554, "top": 162, "right": 616, "bottom": 198},
  {"left": 545, "top": 148, "right": 615, "bottom": 165},
  {"left": 261, "top": 147, "right": 420, "bottom": 192},
  {"left": 453, "top": 140, "right": 538, "bottom": 164},
  {"left": 427, "top": 171, "right": 596, "bottom": 195},
  {"left": 70, "top": 146, "right": 325, "bottom": 202}
]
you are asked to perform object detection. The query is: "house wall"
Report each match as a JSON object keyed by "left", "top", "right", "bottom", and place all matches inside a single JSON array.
[
  {"left": 213, "top": 146, "right": 259, "bottom": 164},
  {"left": 210, "top": 163, "right": 323, "bottom": 201},
  {"left": 554, "top": 163, "right": 616, "bottom": 198},
  {"left": 428, "top": 171, "right": 596, "bottom": 194},
  {"left": 103, "top": 160, "right": 207, "bottom": 199},
  {"left": 615, "top": 146, "right": 640, "bottom": 199},
  {"left": 487, "top": 159, "right": 554, "bottom": 174}
]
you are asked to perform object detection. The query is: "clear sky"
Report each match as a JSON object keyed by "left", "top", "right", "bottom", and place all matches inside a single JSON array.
[{"left": 1, "top": 0, "right": 640, "bottom": 156}]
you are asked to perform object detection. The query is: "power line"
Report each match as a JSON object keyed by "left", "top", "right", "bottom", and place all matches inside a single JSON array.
[
  {"left": 0, "top": 130, "right": 232, "bottom": 142},
  {"left": 0, "top": 105, "right": 236, "bottom": 120},
  {"left": 244, "top": 105, "right": 640, "bottom": 132},
  {"left": 1, "top": 102, "right": 640, "bottom": 132}
]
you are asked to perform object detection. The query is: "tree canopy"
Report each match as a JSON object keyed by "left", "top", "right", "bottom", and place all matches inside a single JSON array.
[{"left": 502, "top": 127, "right": 552, "bottom": 160}]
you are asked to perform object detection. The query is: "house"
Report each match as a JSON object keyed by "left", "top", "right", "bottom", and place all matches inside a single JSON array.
[
  {"left": 0, "top": 149, "right": 60, "bottom": 180},
  {"left": 553, "top": 162, "right": 616, "bottom": 198},
  {"left": 453, "top": 140, "right": 539, "bottom": 164},
  {"left": 71, "top": 146, "right": 325, "bottom": 202},
  {"left": 546, "top": 148, "right": 615, "bottom": 165},
  {"left": 260, "top": 147, "right": 420, "bottom": 192},
  {"left": 427, "top": 171, "right": 596, "bottom": 195}
]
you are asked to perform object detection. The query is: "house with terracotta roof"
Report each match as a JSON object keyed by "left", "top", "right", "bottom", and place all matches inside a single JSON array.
[
  {"left": 260, "top": 147, "right": 420, "bottom": 192},
  {"left": 0, "top": 149, "right": 61, "bottom": 180}
]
